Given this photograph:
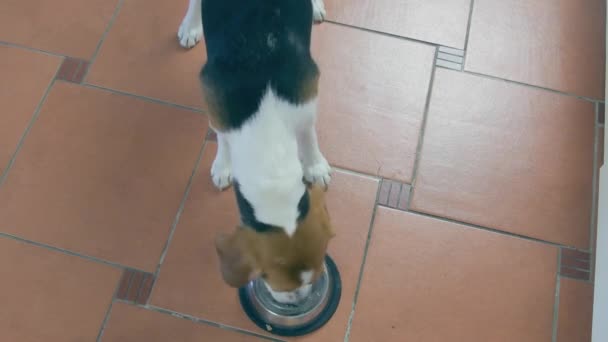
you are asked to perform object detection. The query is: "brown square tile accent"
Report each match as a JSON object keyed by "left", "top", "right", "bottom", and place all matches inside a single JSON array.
[
  {"left": 0, "top": 82, "right": 207, "bottom": 271},
  {"left": 349, "top": 208, "right": 558, "bottom": 342},
  {"left": 599, "top": 103, "right": 605, "bottom": 125},
  {"left": 56, "top": 57, "right": 89, "bottom": 83},
  {"left": 102, "top": 302, "right": 265, "bottom": 341},
  {"left": 0, "top": 45, "right": 61, "bottom": 175},
  {"left": 0, "top": 237, "right": 121, "bottom": 341},
  {"left": 560, "top": 248, "right": 591, "bottom": 281},
  {"left": 377, "top": 179, "right": 410, "bottom": 210},
  {"left": 0, "top": 0, "right": 119, "bottom": 59},
  {"left": 151, "top": 142, "right": 378, "bottom": 340},
  {"left": 86, "top": 0, "right": 205, "bottom": 108},
  {"left": 436, "top": 46, "right": 464, "bottom": 71},
  {"left": 116, "top": 269, "right": 156, "bottom": 305},
  {"left": 411, "top": 69, "right": 595, "bottom": 248},
  {"left": 466, "top": 0, "right": 605, "bottom": 99},
  {"left": 313, "top": 23, "right": 435, "bottom": 182},
  {"left": 560, "top": 267, "right": 590, "bottom": 282},
  {"left": 556, "top": 278, "right": 594, "bottom": 342},
  {"left": 325, "top": 0, "right": 471, "bottom": 48},
  {"left": 561, "top": 248, "right": 591, "bottom": 261}
]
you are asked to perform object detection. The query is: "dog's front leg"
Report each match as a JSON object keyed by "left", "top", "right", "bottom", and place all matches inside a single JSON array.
[
  {"left": 211, "top": 129, "right": 233, "bottom": 190},
  {"left": 178, "top": 0, "right": 203, "bottom": 48},
  {"left": 297, "top": 116, "right": 331, "bottom": 188}
]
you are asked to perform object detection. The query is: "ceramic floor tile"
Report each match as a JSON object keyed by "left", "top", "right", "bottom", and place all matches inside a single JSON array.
[
  {"left": 0, "top": 82, "right": 207, "bottom": 271},
  {"left": 557, "top": 278, "right": 593, "bottom": 342},
  {"left": 466, "top": 0, "right": 605, "bottom": 99},
  {"left": 325, "top": 0, "right": 471, "bottom": 48},
  {"left": 0, "top": 46, "right": 61, "bottom": 175},
  {"left": 349, "top": 208, "right": 558, "bottom": 342},
  {"left": 0, "top": 237, "right": 120, "bottom": 342},
  {"left": 312, "top": 23, "right": 434, "bottom": 182},
  {"left": 0, "top": 0, "right": 119, "bottom": 59},
  {"left": 151, "top": 142, "right": 378, "bottom": 340},
  {"left": 101, "top": 302, "right": 264, "bottom": 341},
  {"left": 86, "top": 0, "right": 205, "bottom": 109},
  {"left": 411, "top": 69, "right": 595, "bottom": 248}
]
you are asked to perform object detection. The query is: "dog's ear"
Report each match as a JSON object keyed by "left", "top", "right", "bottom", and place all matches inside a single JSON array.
[
  {"left": 215, "top": 227, "right": 259, "bottom": 288},
  {"left": 308, "top": 185, "right": 335, "bottom": 238}
]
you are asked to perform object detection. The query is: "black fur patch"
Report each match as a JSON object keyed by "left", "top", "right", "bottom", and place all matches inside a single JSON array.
[
  {"left": 200, "top": 0, "right": 318, "bottom": 130},
  {"left": 234, "top": 182, "right": 310, "bottom": 233}
]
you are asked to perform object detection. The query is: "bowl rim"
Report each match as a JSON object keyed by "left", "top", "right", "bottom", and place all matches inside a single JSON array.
[{"left": 238, "top": 254, "right": 342, "bottom": 337}]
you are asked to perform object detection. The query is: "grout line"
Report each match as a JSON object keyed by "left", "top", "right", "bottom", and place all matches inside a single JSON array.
[
  {"left": 551, "top": 249, "right": 562, "bottom": 342},
  {"left": 560, "top": 274, "right": 594, "bottom": 284},
  {"left": 407, "top": 47, "right": 439, "bottom": 210},
  {"left": 82, "top": 0, "right": 125, "bottom": 83},
  {"left": 331, "top": 166, "right": 382, "bottom": 181},
  {"left": 96, "top": 282, "right": 123, "bottom": 341},
  {"left": 560, "top": 265, "right": 593, "bottom": 273},
  {"left": 437, "top": 51, "right": 463, "bottom": 59},
  {"left": 462, "top": 70, "right": 601, "bottom": 103},
  {"left": 153, "top": 139, "right": 208, "bottom": 279},
  {"left": 395, "top": 181, "right": 404, "bottom": 208},
  {"left": 0, "top": 63, "right": 61, "bottom": 187},
  {"left": 462, "top": 0, "right": 476, "bottom": 66},
  {"left": 73, "top": 60, "right": 84, "bottom": 83},
  {"left": 143, "top": 304, "right": 284, "bottom": 341},
  {"left": 323, "top": 20, "right": 439, "bottom": 48},
  {"left": 344, "top": 182, "right": 383, "bottom": 341},
  {"left": 0, "top": 232, "right": 149, "bottom": 273},
  {"left": 0, "top": 40, "right": 69, "bottom": 58},
  {"left": 80, "top": 83, "right": 204, "bottom": 114},
  {"left": 124, "top": 271, "right": 135, "bottom": 301},
  {"left": 401, "top": 206, "right": 582, "bottom": 250},
  {"left": 135, "top": 273, "right": 147, "bottom": 304}
]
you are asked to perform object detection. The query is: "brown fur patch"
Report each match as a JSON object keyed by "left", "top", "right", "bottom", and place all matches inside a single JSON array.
[
  {"left": 201, "top": 81, "right": 228, "bottom": 132},
  {"left": 298, "top": 72, "right": 319, "bottom": 104},
  {"left": 215, "top": 186, "right": 333, "bottom": 291}
]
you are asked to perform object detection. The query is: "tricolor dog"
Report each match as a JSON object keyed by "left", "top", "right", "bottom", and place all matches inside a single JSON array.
[{"left": 178, "top": 0, "right": 333, "bottom": 304}]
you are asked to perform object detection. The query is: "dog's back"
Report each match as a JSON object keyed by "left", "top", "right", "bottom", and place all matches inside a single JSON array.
[{"left": 200, "top": 0, "right": 319, "bottom": 131}]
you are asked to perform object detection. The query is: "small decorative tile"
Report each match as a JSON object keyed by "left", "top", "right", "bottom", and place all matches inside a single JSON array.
[
  {"left": 436, "top": 46, "right": 465, "bottom": 70},
  {"left": 560, "top": 248, "right": 591, "bottom": 281},
  {"left": 56, "top": 57, "right": 89, "bottom": 83},
  {"left": 377, "top": 179, "right": 411, "bottom": 210},
  {"left": 116, "top": 269, "right": 156, "bottom": 305}
]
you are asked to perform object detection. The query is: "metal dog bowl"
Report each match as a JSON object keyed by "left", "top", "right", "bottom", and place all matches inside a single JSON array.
[{"left": 238, "top": 255, "right": 341, "bottom": 337}]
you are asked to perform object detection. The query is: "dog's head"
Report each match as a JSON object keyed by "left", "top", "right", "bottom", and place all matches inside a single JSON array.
[{"left": 215, "top": 186, "right": 334, "bottom": 293}]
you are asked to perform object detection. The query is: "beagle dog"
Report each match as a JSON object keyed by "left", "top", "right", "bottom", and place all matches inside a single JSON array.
[{"left": 178, "top": 0, "right": 333, "bottom": 304}]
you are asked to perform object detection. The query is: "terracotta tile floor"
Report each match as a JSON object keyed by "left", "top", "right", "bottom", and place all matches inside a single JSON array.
[{"left": 0, "top": 0, "right": 603, "bottom": 341}]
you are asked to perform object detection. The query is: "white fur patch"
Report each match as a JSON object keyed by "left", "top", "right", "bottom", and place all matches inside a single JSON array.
[
  {"left": 226, "top": 88, "right": 319, "bottom": 237},
  {"left": 264, "top": 269, "right": 315, "bottom": 304}
]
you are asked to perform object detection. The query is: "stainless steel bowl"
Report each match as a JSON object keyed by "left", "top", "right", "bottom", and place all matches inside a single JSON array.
[{"left": 239, "top": 255, "right": 341, "bottom": 337}]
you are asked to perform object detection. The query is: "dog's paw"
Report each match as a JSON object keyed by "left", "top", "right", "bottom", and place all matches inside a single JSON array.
[
  {"left": 312, "top": 0, "right": 326, "bottom": 23},
  {"left": 304, "top": 157, "right": 332, "bottom": 188},
  {"left": 178, "top": 16, "right": 203, "bottom": 48},
  {"left": 211, "top": 158, "right": 232, "bottom": 190}
]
